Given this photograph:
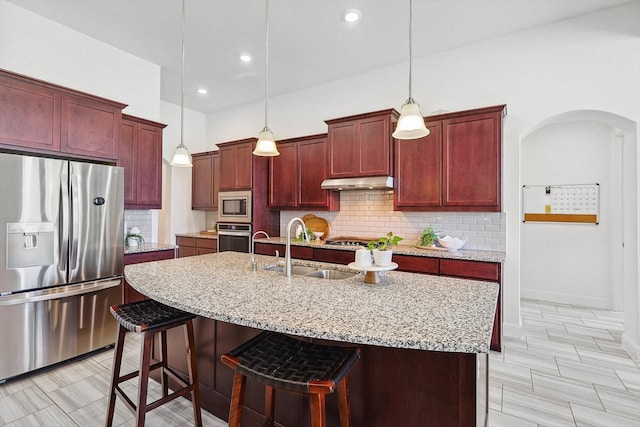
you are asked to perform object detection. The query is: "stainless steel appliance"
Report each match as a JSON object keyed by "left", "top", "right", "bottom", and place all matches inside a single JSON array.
[
  {"left": 218, "top": 190, "right": 252, "bottom": 223},
  {"left": 324, "top": 237, "right": 376, "bottom": 247},
  {"left": 0, "top": 152, "right": 124, "bottom": 381},
  {"left": 217, "top": 223, "right": 251, "bottom": 253}
]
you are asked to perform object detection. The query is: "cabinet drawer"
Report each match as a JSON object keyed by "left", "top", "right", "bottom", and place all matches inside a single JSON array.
[
  {"left": 177, "top": 236, "right": 197, "bottom": 247},
  {"left": 312, "top": 248, "right": 353, "bottom": 265},
  {"left": 439, "top": 259, "right": 499, "bottom": 281},
  {"left": 197, "top": 238, "right": 217, "bottom": 249},
  {"left": 197, "top": 247, "right": 217, "bottom": 255},
  {"left": 125, "top": 249, "right": 175, "bottom": 265},
  {"left": 394, "top": 255, "right": 439, "bottom": 275}
]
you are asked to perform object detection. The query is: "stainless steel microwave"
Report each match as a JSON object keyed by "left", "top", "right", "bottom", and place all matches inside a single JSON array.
[{"left": 218, "top": 190, "right": 252, "bottom": 223}]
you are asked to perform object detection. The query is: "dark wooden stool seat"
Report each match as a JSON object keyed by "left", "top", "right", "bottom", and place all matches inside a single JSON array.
[
  {"left": 221, "top": 331, "right": 360, "bottom": 427},
  {"left": 105, "top": 299, "right": 202, "bottom": 427}
]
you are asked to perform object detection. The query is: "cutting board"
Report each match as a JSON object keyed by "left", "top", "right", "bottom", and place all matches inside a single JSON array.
[{"left": 303, "top": 214, "right": 330, "bottom": 239}]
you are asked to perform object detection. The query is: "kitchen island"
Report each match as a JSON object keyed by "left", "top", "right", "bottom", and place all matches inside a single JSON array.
[{"left": 125, "top": 251, "right": 498, "bottom": 426}]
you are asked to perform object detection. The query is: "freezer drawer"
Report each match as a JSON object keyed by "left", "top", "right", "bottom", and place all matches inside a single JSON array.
[{"left": 0, "top": 279, "right": 122, "bottom": 381}]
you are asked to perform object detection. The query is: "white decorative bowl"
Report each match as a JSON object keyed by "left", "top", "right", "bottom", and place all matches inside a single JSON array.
[{"left": 438, "top": 235, "right": 466, "bottom": 251}]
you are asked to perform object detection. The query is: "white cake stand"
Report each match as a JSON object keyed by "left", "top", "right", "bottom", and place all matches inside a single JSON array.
[{"left": 347, "top": 262, "right": 398, "bottom": 284}]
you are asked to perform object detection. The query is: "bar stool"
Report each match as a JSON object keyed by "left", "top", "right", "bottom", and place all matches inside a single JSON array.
[
  {"left": 105, "top": 299, "right": 202, "bottom": 427},
  {"left": 221, "top": 331, "right": 360, "bottom": 427}
]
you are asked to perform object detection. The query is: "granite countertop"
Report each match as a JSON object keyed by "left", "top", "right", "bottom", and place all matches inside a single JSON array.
[
  {"left": 175, "top": 232, "right": 218, "bottom": 239},
  {"left": 254, "top": 237, "right": 505, "bottom": 263},
  {"left": 125, "top": 251, "right": 499, "bottom": 353},
  {"left": 124, "top": 243, "right": 176, "bottom": 255}
]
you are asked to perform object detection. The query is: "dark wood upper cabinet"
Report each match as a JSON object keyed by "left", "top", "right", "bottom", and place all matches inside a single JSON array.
[
  {"left": 118, "top": 114, "right": 166, "bottom": 209},
  {"left": 192, "top": 151, "right": 220, "bottom": 210},
  {"left": 325, "top": 109, "right": 398, "bottom": 178},
  {"left": 269, "top": 134, "right": 339, "bottom": 211},
  {"left": 394, "top": 121, "right": 442, "bottom": 208},
  {"left": 0, "top": 73, "right": 61, "bottom": 151},
  {"left": 0, "top": 69, "right": 126, "bottom": 161},
  {"left": 219, "top": 139, "right": 254, "bottom": 190},
  {"left": 395, "top": 105, "right": 506, "bottom": 212},
  {"left": 60, "top": 94, "right": 122, "bottom": 160}
]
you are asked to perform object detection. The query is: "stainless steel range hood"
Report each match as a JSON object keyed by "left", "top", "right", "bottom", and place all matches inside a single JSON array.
[{"left": 321, "top": 176, "right": 393, "bottom": 191}]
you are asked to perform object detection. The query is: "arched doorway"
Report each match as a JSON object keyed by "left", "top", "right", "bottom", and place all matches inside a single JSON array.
[
  {"left": 520, "top": 111, "right": 637, "bottom": 311},
  {"left": 519, "top": 111, "right": 637, "bottom": 351}
]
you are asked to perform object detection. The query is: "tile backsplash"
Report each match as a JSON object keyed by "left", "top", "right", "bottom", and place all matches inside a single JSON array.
[
  {"left": 124, "top": 210, "right": 152, "bottom": 241},
  {"left": 280, "top": 190, "right": 506, "bottom": 252}
]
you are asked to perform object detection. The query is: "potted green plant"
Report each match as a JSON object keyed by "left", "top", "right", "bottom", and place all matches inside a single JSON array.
[
  {"left": 126, "top": 227, "right": 145, "bottom": 247},
  {"left": 418, "top": 226, "right": 437, "bottom": 247},
  {"left": 367, "top": 232, "right": 403, "bottom": 266}
]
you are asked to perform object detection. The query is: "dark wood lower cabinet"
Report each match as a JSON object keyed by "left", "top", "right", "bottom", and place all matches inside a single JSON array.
[
  {"left": 123, "top": 248, "right": 175, "bottom": 303},
  {"left": 161, "top": 319, "right": 488, "bottom": 427}
]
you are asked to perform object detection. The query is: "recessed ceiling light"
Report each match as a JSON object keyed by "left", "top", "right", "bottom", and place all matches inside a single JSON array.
[
  {"left": 197, "top": 88, "right": 208, "bottom": 95},
  {"left": 343, "top": 9, "right": 361, "bottom": 23},
  {"left": 239, "top": 54, "right": 252, "bottom": 63}
]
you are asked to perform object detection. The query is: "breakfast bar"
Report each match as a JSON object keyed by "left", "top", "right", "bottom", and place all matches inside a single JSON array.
[{"left": 125, "top": 251, "right": 499, "bottom": 426}]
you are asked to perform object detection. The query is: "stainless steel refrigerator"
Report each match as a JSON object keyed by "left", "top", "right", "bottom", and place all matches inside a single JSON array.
[{"left": 0, "top": 152, "right": 124, "bottom": 381}]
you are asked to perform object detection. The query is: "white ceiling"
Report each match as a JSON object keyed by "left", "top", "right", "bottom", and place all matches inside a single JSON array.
[{"left": 7, "top": 0, "right": 630, "bottom": 114}]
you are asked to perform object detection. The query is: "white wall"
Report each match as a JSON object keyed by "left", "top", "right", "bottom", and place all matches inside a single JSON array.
[
  {"left": 206, "top": 3, "right": 640, "bottom": 344},
  {"left": 0, "top": 0, "right": 161, "bottom": 121},
  {"left": 521, "top": 121, "right": 615, "bottom": 308},
  {"left": 159, "top": 100, "right": 209, "bottom": 243}
]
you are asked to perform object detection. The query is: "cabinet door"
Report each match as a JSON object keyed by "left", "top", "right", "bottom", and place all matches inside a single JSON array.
[
  {"left": 192, "top": 153, "right": 215, "bottom": 209},
  {"left": 219, "top": 142, "right": 253, "bottom": 190},
  {"left": 60, "top": 94, "right": 120, "bottom": 160},
  {"left": 212, "top": 153, "right": 220, "bottom": 208},
  {"left": 269, "top": 142, "right": 298, "bottom": 208},
  {"left": 119, "top": 120, "right": 137, "bottom": 205},
  {"left": 218, "top": 146, "right": 235, "bottom": 190},
  {"left": 298, "top": 136, "right": 336, "bottom": 209},
  {"left": 235, "top": 142, "right": 253, "bottom": 189},
  {"left": 442, "top": 113, "right": 501, "bottom": 210},
  {"left": 0, "top": 75, "right": 61, "bottom": 151},
  {"left": 328, "top": 121, "right": 357, "bottom": 178},
  {"left": 134, "top": 124, "right": 162, "bottom": 208},
  {"left": 394, "top": 122, "right": 442, "bottom": 209},
  {"left": 359, "top": 116, "right": 391, "bottom": 176}
]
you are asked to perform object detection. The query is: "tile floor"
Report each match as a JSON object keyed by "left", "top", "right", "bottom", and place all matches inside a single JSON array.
[{"left": 1, "top": 299, "right": 639, "bottom": 426}]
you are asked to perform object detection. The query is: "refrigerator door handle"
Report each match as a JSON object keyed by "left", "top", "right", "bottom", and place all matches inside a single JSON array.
[
  {"left": 0, "top": 278, "right": 122, "bottom": 307},
  {"left": 70, "top": 172, "right": 80, "bottom": 271},
  {"left": 59, "top": 165, "right": 70, "bottom": 273}
]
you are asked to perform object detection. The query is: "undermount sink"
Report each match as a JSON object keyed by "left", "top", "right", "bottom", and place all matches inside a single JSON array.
[
  {"left": 305, "top": 269, "right": 356, "bottom": 280},
  {"left": 262, "top": 265, "right": 318, "bottom": 275},
  {"left": 262, "top": 265, "right": 355, "bottom": 280}
]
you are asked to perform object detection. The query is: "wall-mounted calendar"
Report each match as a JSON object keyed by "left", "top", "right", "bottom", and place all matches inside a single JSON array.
[{"left": 522, "top": 184, "right": 599, "bottom": 224}]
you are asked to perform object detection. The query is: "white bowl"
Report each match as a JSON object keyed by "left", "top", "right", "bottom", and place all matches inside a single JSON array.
[{"left": 438, "top": 235, "right": 466, "bottom": 251}]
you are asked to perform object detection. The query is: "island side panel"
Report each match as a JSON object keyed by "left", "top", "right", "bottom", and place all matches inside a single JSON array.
[{"left": 320, "top": 343, "right": 488, "bottom": 427}]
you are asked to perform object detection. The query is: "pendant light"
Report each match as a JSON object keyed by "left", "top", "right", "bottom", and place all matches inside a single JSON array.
[
  {"left": 392, "top": 0, "right": 429, "bottom": 140},
  {"left": 253, "top": 0, "right": 280, "bottom": 156},
  {"left": 170, "top": 0, "right": 193, "bottom": 167}
]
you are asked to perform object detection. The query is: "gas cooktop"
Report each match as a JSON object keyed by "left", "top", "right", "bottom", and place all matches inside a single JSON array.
[{"left": 323, "top": 236, "right": 375, "bottom": 247}]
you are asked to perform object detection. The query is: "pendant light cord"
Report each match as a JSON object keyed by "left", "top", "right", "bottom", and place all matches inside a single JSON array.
[
  {"left": 264, "top": 0, "right": 270, "bottom": 129},
  {"left": 180, "top": 0, "right": 185, "bottom": 148},
  {"left": 408, "top": 0, "right": 413, "bottom": 101}
]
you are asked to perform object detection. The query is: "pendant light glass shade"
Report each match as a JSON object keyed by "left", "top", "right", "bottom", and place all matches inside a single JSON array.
[
  {"left": 394, "top": 0, "right": 429, "bottom": 141},
  {"left": 253, "top": 0, "right": 280, "bottom": 156},
  {"left": 170, "top": 143, "right": 192, "bottom": 167},
  {"left": 393, "top": 98, "right": 429, "bottom": 139},
  {"left": 170, "top": 0, "right": 193, "bottom": 167},
  {"left": 253, "top": 126, "right": 279, "bottom": 156}
]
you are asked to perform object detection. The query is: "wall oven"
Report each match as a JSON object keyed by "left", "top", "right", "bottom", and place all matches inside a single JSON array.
[
  {"left": 218, "top": 190, "right": 252, "bottom": 224},
  {"left": 217, "top": 223, "right": 252, "bottom": 253}
]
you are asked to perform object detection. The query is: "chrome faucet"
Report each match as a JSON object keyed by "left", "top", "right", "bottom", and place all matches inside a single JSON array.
[
  {"left": 250, "top": 230, "right": 270, "bottom": 271},
  {"left": 285, "top": 217, "right": 306, "bottom": 277}
]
